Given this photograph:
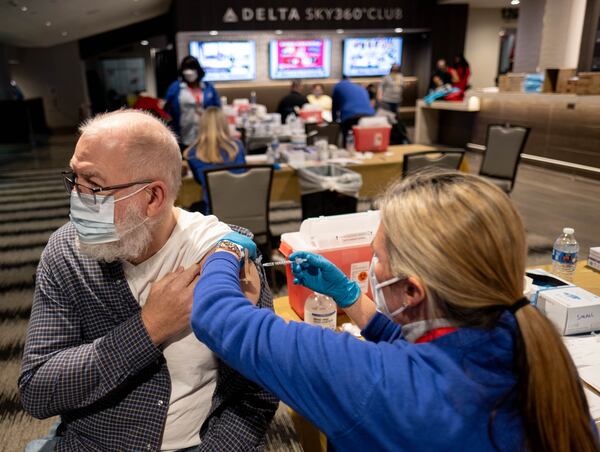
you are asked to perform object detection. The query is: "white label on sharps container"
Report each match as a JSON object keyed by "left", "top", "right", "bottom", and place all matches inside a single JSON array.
[{"left": 351, "top": 261, "right": 370, "bottom": 293}]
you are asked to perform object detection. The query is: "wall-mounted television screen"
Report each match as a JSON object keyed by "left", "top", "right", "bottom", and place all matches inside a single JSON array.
[
  {"left": 269, "top": 39, "right": 331, "bottom": 79},
  {"left": 188, "top": 40, "right": 256, "bottom": 82},
  {"left": 342, "top": 37, "right": 403, "bottom": 77}
]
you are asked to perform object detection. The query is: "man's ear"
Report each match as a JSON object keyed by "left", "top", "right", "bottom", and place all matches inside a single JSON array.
[
  {"left": 145, "top": 181, "right": 169, "bottom": 218},
  {"left": 403, "top": 276, "right": 426, "bottom": 309}
]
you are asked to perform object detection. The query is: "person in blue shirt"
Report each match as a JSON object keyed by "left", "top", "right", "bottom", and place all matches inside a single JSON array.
[
  {"left": 189, "top": 170, "right": 599, "bottom": 452},
  {"left": 332, "top": 77, "right": 375, "bottom": 146},
  {"left": 184, "top": 106, "right": 246, "bottom": 215},
  {"left": 164, "top": 56, "right": 221, "bottom": 149}
]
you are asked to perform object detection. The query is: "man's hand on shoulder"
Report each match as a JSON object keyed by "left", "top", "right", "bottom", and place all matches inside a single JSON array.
[{"left": 141, "top": 264, "right": 201, "bottom": 346}]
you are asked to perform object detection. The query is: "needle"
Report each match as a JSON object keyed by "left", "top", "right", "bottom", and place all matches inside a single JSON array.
[{"left": 262, "top": 258, "right": 307, "bottom": 267}]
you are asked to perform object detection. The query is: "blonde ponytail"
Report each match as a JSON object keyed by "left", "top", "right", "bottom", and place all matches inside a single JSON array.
[{"left": 516, "top": 307, "right": 598, "bottom": 452}]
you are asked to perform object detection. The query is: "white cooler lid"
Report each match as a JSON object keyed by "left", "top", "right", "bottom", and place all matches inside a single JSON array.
[{"left": 281, "top": 211, "right": 381, "bottom": 252}]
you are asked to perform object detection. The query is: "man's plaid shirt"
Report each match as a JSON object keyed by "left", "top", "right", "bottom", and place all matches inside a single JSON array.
[{"left": 19, "top": 223, "right": 278, "bottom": 451}]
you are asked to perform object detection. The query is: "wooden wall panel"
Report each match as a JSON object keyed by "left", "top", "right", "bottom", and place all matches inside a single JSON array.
[{"left": 470, "top": 92, "right": 600, "bottom": 170}]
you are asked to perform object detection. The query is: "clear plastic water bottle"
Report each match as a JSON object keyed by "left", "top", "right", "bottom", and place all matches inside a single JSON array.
[
  {"left": 551, "top": 227, "right": 579, "bottom": 281},
  {"left": 304, "top": 292, "right": 337, "bottom": 330},
  {"left": 346, "top": 130, "right": 355, "bottom": 152},
  {"left": 270, "top": 135, "right": 280, "bottom": 161},
  {"left": 265, "top": 144, "right": 275, "bottom": 164},
  {"left": 250, "top": 91, "right": 257, "bottom": 105}
]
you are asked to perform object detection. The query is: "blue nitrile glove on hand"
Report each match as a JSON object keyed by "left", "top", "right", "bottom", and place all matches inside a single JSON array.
[
  {"left": 290, "top": 251, "right": 361, "bottom": 308},
  {"left": 217, "top": 232, "right": 257, "bottom": 260}
]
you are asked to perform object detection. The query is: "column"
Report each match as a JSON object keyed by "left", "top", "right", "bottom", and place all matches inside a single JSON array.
[{"left": 513, "top": 0, "right": 587, "bottom": 72}]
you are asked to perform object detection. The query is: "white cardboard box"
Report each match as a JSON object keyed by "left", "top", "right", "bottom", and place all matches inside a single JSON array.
[
  {"left": 589, "top": 256, "right": 600, "bottom": 272},
  {"left": 537, "top": 287, "right": 600, "bottom": 335}
]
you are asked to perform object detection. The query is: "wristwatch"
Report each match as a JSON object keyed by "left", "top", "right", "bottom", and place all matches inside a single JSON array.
[{"left": 215, "top": 240, "right": 244, "bottom": 261}]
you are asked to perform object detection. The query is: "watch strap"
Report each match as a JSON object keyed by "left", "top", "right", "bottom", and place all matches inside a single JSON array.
[{"left": 215, "top": 240, "right": 244, "bottom": 260}]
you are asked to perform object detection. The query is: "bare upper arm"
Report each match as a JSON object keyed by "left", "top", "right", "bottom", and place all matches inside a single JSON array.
[{"left": 199, "top": 247, "right": 261, "bottom": 305}]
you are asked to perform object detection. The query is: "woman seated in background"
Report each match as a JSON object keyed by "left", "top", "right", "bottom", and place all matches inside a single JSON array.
[
  {"left": 448, "top": 54, "right": 471, "bottom": 100},
  {"left": 190, "top": 170, "right": 599, "bottom": 451},
  {"left": 307, "top": 83, "right": 332, "bottom": 112},
  {"left": 184, "top": 106, "right": 246, "bottom": 214}
]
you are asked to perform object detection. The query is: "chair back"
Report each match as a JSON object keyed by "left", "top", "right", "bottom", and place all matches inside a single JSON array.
[
  {"left": 204, "top": 164, "right": 274, "bottom": 239},
  {"left": 479, "top": 124, "right": 530, "bottom": 183},
  {"left": 305, "top": 122, "right": 340, "bottom": 146},
  {"left": 402, "top": 150, "right": 465, "bottom": 177}
]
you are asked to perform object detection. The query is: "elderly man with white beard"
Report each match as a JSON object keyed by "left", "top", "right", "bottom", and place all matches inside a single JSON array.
[{"left": 19, "top": 110, "right": 278, "bottom": 452}]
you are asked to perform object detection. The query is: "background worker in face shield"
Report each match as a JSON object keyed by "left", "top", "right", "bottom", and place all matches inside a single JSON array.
[
  {"left": 164, "top": 55, "right": 222, "bottom": 150},
  {"left": 191, "top": 169, "right": 599, "bottom": 452}
]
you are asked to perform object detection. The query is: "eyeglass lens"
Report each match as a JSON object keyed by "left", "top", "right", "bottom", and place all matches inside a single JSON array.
[{"left": 63, "top": 173, "right": 97, "bottom": 205}]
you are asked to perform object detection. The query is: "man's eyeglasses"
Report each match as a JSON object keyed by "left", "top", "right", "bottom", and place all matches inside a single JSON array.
[{"left": 62, "top": 171, "right": 153, "bottom": 205}]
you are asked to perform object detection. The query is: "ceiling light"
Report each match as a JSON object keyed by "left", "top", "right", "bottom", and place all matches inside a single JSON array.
[
  {"left": 336, "top": 29, "right": 344, "bottom": 34},
  {"left": 45, "top": 21, "right": 51, "bottom": 26},
  {"left": 209, "top": 30, "right": 218, "bottom": 36},
  {"left": 274, "top": 30, "right": 283, "bottom": 35},
  {"left": 511, "top": 0, "right": 520, "bottom": 4},
  {"left": 61, "top": 31, "right": 68, "bottom": 37},
  {"left": 394, "top": 28, "right": 403, "bottom": 33},
  {"left": 140, "top": 40, "right": 149, "bottom": 46},
  {"left": 21, "top": 5, "right": 28, "bottom": 12}
]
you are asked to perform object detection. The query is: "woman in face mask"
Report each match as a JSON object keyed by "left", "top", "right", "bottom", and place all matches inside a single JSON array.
[
  {"left": 190, "top": 170, "right": 599, "bottom": 452},
  {"left": 164, "top": 55, "right": 222, "bottom": 150}
]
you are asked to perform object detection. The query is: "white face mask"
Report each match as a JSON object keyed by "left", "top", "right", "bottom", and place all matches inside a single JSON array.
[
  {"left": 369, "top": 255, "right": 407, "bottom": 320},
  {"left": 69, "top": 185, "right": 149, "bottom": 245},
  {"left": 182, "top": 69, "right": 198, "bottom": 83}
]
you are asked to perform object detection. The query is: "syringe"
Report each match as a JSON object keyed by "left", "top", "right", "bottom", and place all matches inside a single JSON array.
[{"left": 262, "top": 257, "right": 307, "bottom": 267}]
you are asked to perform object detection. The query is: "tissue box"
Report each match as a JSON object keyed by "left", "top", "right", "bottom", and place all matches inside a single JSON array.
[{"left": 537, "top": 287, "right": 600, "bottom": 335}]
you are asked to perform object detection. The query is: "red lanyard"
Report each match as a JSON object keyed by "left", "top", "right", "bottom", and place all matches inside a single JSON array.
[
  {"left": 191, "top": 87, "right": 202, "bottom": 106},
  {"left": 415, "top": 327, "right": 458, "bottom": 344}
]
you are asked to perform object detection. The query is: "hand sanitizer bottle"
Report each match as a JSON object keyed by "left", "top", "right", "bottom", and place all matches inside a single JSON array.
[{"left": 304, "top": 292, "right": 337, "bottom": 330}]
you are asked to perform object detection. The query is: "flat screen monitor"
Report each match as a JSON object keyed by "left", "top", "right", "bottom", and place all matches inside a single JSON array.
[
  {"left": 269, "top": 39, "right": 331, "bottom": 80},
  {"left": 188, "top": 41, "right": 256, "bottom": 82},
  {"left": 342, "top": 37, "right": 403, "bottom": 77}
]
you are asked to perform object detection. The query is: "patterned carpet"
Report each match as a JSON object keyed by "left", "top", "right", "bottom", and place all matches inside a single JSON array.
[
  {"left": 0, "top": 168, "right": 305, "bottom": 451},
  {"left": 0, "top": 169, "right": 69, "bottom": 451}
]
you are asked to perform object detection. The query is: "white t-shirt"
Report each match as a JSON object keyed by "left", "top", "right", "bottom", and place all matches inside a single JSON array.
[{"left": 122, "top": 208, "right": 231, "bottom": 451}]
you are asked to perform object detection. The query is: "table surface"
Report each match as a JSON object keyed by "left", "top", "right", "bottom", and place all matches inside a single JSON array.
[{"left": 176, "top": 144, "right": 459, "bottom": 208}]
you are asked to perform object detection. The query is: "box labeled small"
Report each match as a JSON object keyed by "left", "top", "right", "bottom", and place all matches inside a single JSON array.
[{"left": 537, "top": 287, "right": 600, "bottom": 335}]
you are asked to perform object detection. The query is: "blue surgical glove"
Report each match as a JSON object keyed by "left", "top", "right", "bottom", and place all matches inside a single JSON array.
[
  {"left": 217, "top": 232, "right": 257, "bottom": 260},
  {"left": 290, "top": 251, "right": 361, "bottom": 308}
]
